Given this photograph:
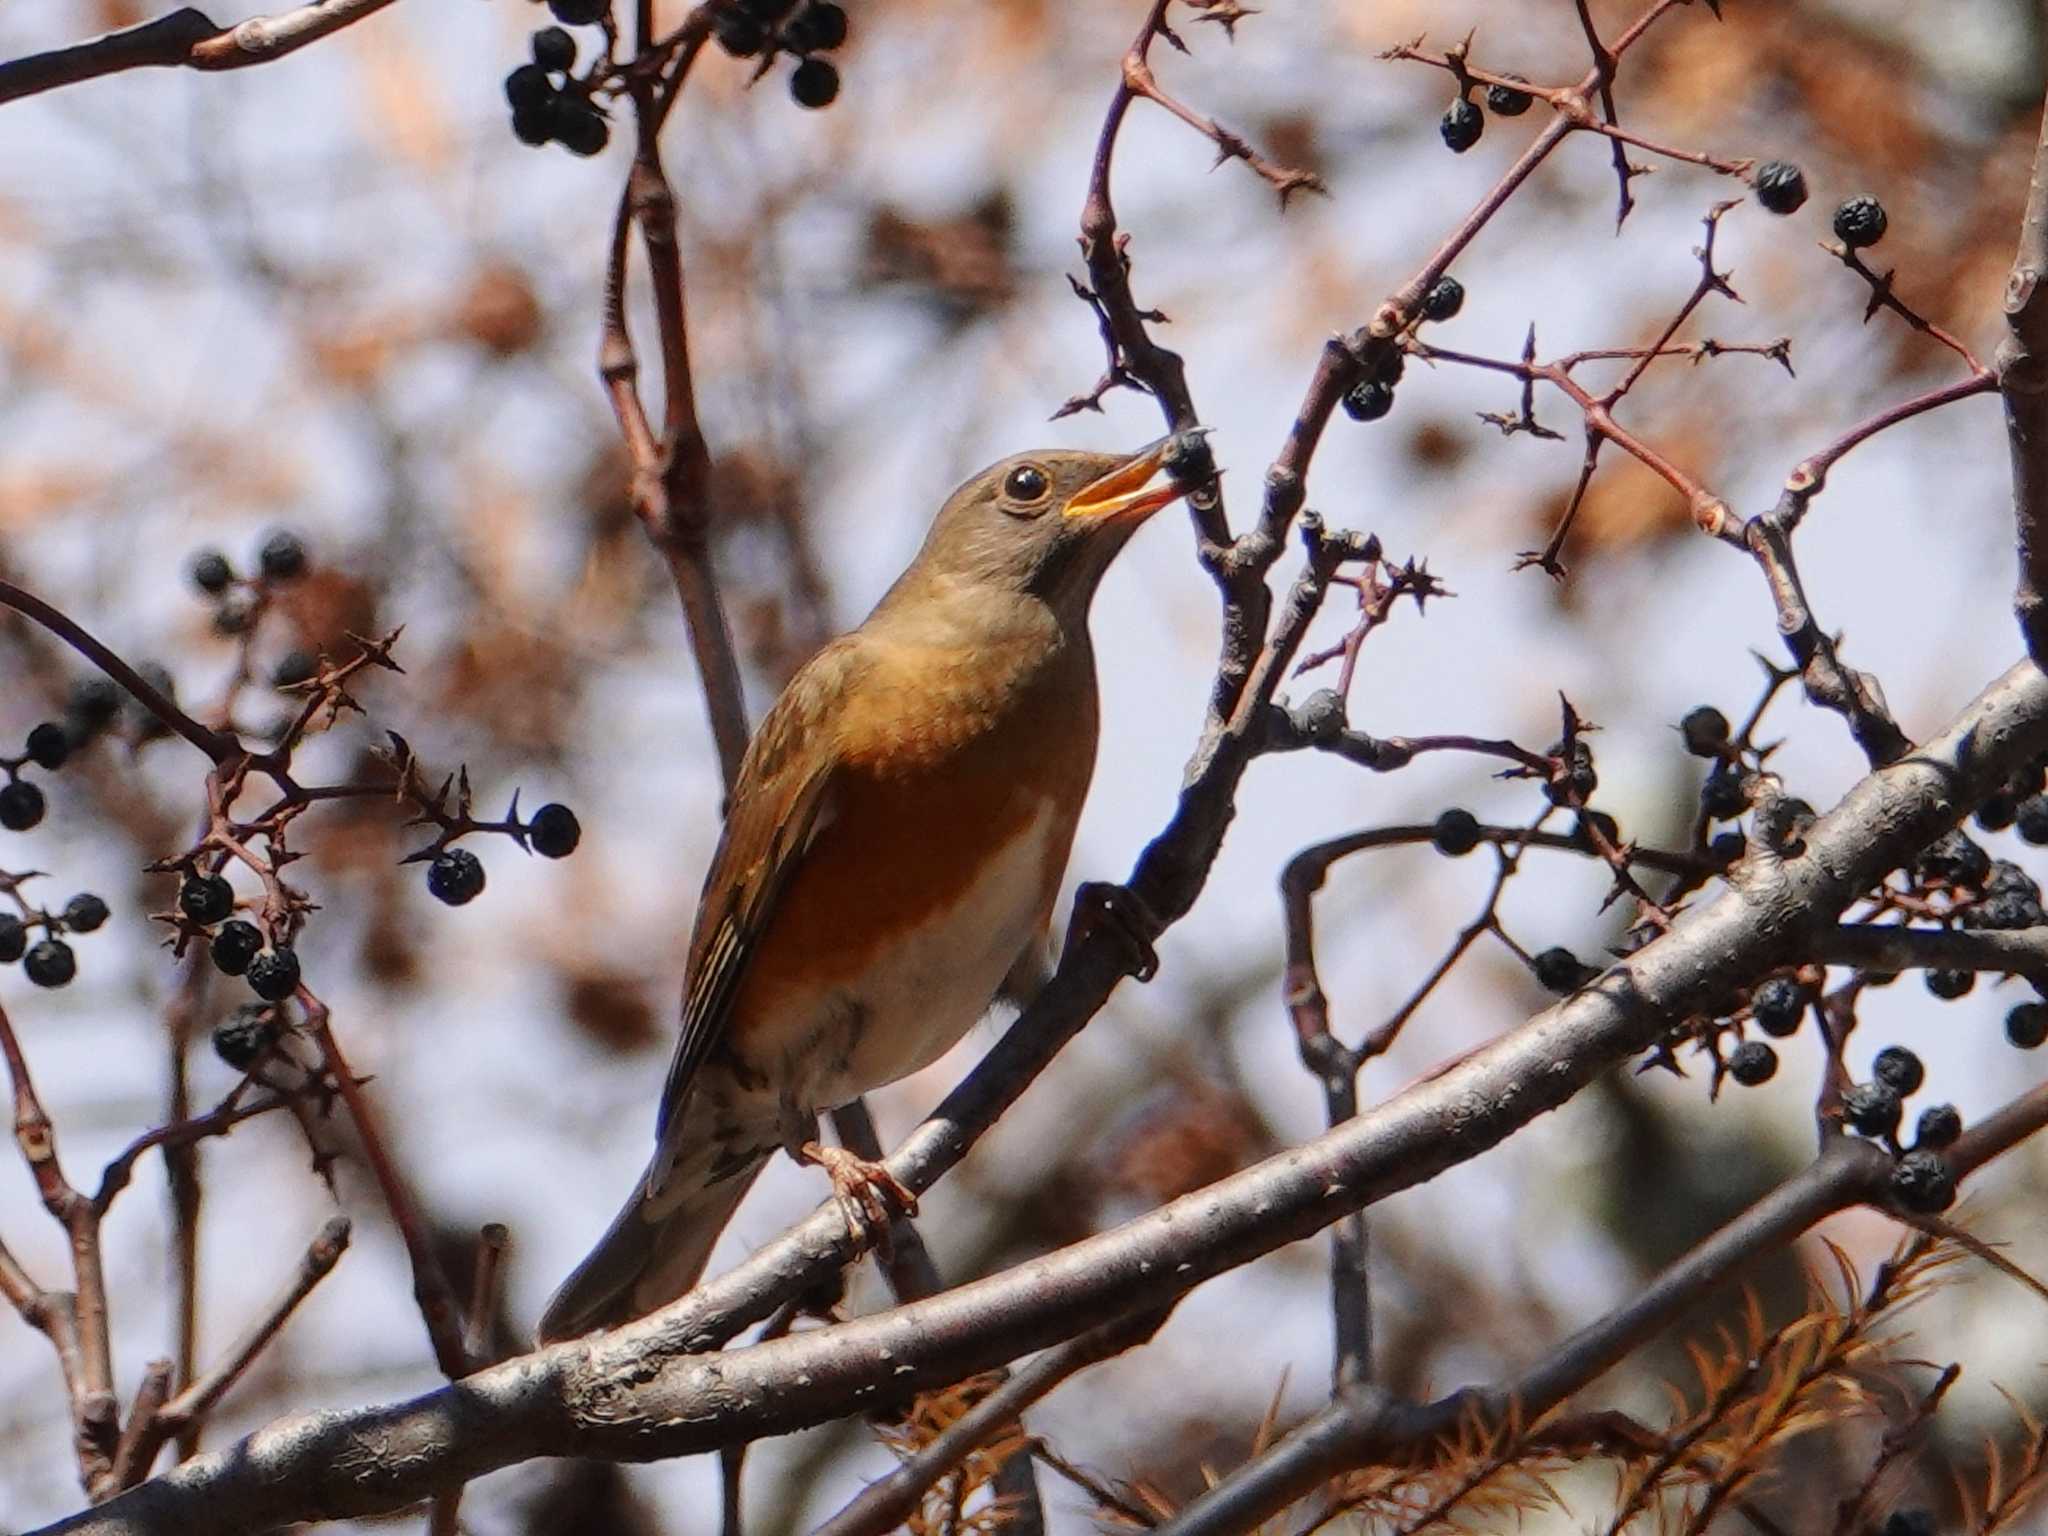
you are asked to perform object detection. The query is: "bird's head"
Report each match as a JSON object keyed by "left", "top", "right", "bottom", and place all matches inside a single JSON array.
[{"left": 903, "top": 434, "right": 1211, "bottom": 621}]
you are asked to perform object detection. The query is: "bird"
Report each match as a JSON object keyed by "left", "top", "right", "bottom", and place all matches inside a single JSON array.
[{"left": 538, "top": 436, "right": 1202, "bottom": 1342}]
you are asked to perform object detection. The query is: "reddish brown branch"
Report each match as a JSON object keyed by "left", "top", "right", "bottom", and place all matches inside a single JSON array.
[{"left": 299, "top": 996, "right": 469, "bottom": 1379}]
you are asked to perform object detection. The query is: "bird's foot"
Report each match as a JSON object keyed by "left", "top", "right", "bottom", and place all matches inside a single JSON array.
[
  {"left": 1068, "top": 880, "right": 1160, "bottom": 982},
  {"left": 797, "top": 1141, "right": 919, "bottom": 1249}
]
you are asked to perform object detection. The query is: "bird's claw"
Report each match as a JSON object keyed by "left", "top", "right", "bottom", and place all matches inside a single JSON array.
[
  {"left": 1070, "top": 880, "right": 1160, "bottom": 982},
  {"left": 797, "top": 1141, "right": 918, "bottom": 1250}
]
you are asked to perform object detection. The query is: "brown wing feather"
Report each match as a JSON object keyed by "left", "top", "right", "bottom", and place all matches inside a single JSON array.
[{"left": 649, "top": 638, "right": 868, "bottom": 1177}]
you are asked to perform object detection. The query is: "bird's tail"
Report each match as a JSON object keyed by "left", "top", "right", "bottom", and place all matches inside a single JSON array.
[{"left": 537, "top": 1152, "right": 767, "bottom": 1344}]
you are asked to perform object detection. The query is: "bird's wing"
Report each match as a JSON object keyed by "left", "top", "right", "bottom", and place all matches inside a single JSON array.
[{"left": 648, "top": 638, "right": 866, "bottom": 1187}]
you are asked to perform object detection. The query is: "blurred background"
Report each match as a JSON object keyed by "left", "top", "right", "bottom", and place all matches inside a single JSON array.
[{"left": 1, "top": 0, "right": 2046, "bottom": 1529}]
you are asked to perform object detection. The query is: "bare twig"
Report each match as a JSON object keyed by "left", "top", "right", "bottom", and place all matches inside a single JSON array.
[
  {"left": 809, "top": 1309, "right": 1170, "bottom": 1536},
  {"left": 115, "top": 1218, "right": 351, "bottom": 1486},
  {"left": 0, "top": 0, "right": 401, "bottom": 107}
]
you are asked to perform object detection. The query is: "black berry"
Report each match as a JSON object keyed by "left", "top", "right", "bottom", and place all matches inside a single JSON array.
[
  {"left": 189, "top": 549, "right": 234, "bottom": 595},
  {"left": 1916, "top": 831, "right": 1989, "bottom": 890},
  {"left": 505, "top": 63, "right": 554, "bottom": 113},
  {"left": 0, "top": 780, "right": 45, "bottom": 832},
  {"left": 790, "top": 57, "right": 840, "bottom": 109},
  {"left": 271, "top": 650, "right": 318, "bottom": 690},
  {"left": 2006, "top": 1001, "right": 2048, "bottom": 1048},
  {"left": 179, "top": 874, "right": 236, "bottom": 926},
  {"left": 1483, "top": 74, "right": 1533, "bottom": 116},
  {"left": 1832, "top": 194, "right": 1887, "bottom": 250},
  {"left": 1532, "top": 946, "right": 1587, "bottom": 994},
  {"left": 785, "top": 2, "right": 848, "bottom": 52},
  {"left": 1965, "top": 889, "right": 2043, "bottom": 930},
  {"left": 1420, "top": 276, "right": 1464, "bottom": 322},
  {"left": 1988, "top": 860, "right": 2040, "bottom": 899},
  {"left": 531, "top": 25, "right": 577, "bottom": 71},
  {"left": 1701, "top": 770, "right": 1747, "bottom": 821},
  {"left": 1341, "top": 379, "right": 1395, "bottom": 422},
  {"left": 1750, "top": 976, "right": 1807, "bottom": 1038},
  {"left": 1439, "top": 98, "right": 1483, "bottom": 153},
  {"left": 715, "top": 10, "right": 768, "bottom": 55},
  {"left": 0, "top": 915, "right": 24, "bottom": 963},
  {"left": 547, "top": 0, "right": 607, "bottom": 24},
  {"left": 1679, "top": 706, "right": 1729, "bottom": 757},
  {"left": 551, "top": 96, "right": 610, "bottom": 156},
  {"left": 1976, "top": 792, "right": 2018, "bottom": 832},
  {"left": 512, "top": 103, "right": 555, "bottom": 147},
  {"left": 212, "top": 1004, "right": 278, "bottom": 1070},
  {"left": 24, "top": 938, "right": 76, "bottom": 988},
  {"left": 246, "top": 946, "right": 302, "bottom": 1002},
  {"left": 257, "top": 529, "right": 307, "bottom": 581},
  {"left": 1842, "top": 1080, "right": 1901, "bottom": 1138},
  {"left": 1871, "top": 1045, "right": 1924, "bottom": 1095},
  {"left": 428, "top": 848, "right": 487, "bottom": 906},
  {"left": 66, "top": 677, "right": 121, "bottom": 734},
  {"left": 24, "top": 722, "right": 68, "bottom": 772},
  {"left": 528, "top": 803, "right": 582, "bottom": 859},
  {"left": 1432, "top": 808, "right": 1481, "bottom": 857},
  {"left": 210, "top": 919, "right": 264, "bottom": 977},
  {"left": 1751, "top": 160, "right": 1808, "bottom": 215},
  {"left": 61, "top": 894, "right": 108, "bottom": 934},
  {"left": 1924, "top": 968, "right": 1974, "bottom": 1001},
  {"left": 1727, "top": 1039, "right": 1777, "bottom": 1086},
  {"left": 1913, "top": 1102, "right": 1962, "bottom": 1150},
  {"left": 1890, "top": 1149, "right": 1954, "bottom": 1212},
  {"left": 2018, "top": 794, "right": 2048, "bottom": 844}
]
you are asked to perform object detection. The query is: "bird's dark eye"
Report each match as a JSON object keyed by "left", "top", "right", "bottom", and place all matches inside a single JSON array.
[{"left": 1003, "top": 464, "right": 1051, "bottom": 506}]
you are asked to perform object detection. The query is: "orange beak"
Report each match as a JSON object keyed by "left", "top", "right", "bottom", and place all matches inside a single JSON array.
[{"left": 1062, "top": 439, "right": 1189, "bottom": 527}]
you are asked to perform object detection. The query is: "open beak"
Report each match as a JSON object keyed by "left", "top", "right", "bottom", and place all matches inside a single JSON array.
[{"left": 1062, "top": 438, "right": 1190, "bottom": 527}]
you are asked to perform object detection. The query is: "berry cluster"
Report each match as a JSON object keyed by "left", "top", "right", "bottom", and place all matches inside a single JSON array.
[
  {"left": 176, "top": 871, "right": 303, "bottom": 1002},
  {"left": 419, "top": 801, "right": 582, "bottom": 909},
  {"left": 0, "top": 882, "right": 109, "bottom": 990},
  {"left": 189, "top": 528, "right": 308, "bottom": 638},
  {"left": 505, "top": 11, "right": 610, "bottom": 157},
  {"left": 1836, "top": 1044, "right": 1958, "bottom": 1210},
  {"left": 1438, "top": 73, "right": 1532, "bottom": 155},
  {"left": 1341, "top": 277, "right": 1459, "bottom": 423},
  {"left": 1682, "top": 704, "right": 1815, "bottom": 855},
  {"left": 1969, "top": 747, "right": 2048, "bottom": 841},
  {"left": 0, "top": 719, "right": 71, "bottom": 834},
  {"left": 714, "top": 0, "right": 850, "bottom": 110}
]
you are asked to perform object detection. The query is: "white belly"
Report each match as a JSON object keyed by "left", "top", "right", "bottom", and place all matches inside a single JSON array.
[{"left": 790, "top": 798, "right": 1058, "bottom": 1110}]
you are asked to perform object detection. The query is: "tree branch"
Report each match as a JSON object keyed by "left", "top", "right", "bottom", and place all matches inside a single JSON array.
[
  {"left": 0, "top": 0, "right": 401, "bottom": 108},
  {"left": 2004, "top": 86, "right": 2048, "bottom": 665},
  {"left": 37, "top": 656, "right": 2048, "bottom": 1536}
]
